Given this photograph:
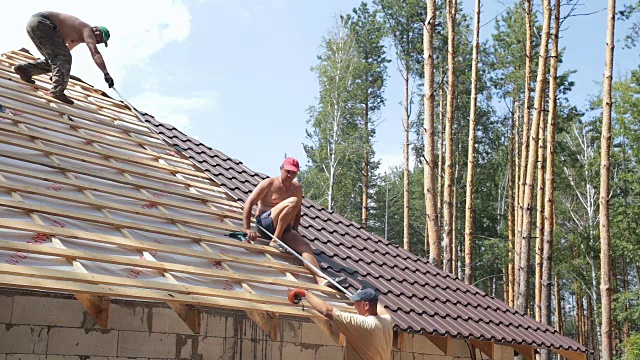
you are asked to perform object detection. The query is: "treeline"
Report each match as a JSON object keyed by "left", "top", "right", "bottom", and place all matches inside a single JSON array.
[{"left": 298, "top": 1, "right": 640, "bottom": 359}]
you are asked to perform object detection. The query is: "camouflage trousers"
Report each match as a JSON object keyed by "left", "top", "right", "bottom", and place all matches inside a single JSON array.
[{"left": 20, "top": 12, "right": 71, "bottom": 96}]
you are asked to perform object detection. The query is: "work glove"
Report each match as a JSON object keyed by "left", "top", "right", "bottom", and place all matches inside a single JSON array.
[
  {"left": 104, "top": 73, "right": 114, "bottom": 88},
  {"left": 288, "top": 289, "right": 306, "bottom": 304}
]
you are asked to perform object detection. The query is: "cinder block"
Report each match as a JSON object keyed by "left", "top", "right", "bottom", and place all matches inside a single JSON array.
[
  {"left": 175, "top": 334, "right": 197, "bottom": 359},
  {"left": 240, "top": 339, "right": 270, "bottom": 360},
  {"left": 6, "top": 355, "right": 41, "bottom": 360},
  {"left": 151, "top": 307, "right": 197, "bottom": 334},
  {"left": 10, "top": 296, "right": 84, "bottom": 327},
  {"left": 0, "top": 324, "right": 38, "bottom": 353},
  {"left": 47, "top": 328, "right": 118, "bottom": 356},
  {"left": 0, "top": 295, "right": 13, "bottom": 323},
  {"left": 498, "top": 344, "right": 515, "bottom": 360},
  {"left": 300, "top": 322, "right": 335, "bottom": 346},
  {"left": 450, "top": 339, "right": 471, "bottom": 358},
  {"left": 109, "top": 304, "right": 150, "bottom": 332},
  {"left": 414, "top": 335, "right": 447, "bottom": 355},
  {"left": 315, "top": 345, "right": 343, "bottom": 360},
  {"left": 0, "top": 354, "right": 5, "bottom": 360},
  {"left": 279, "top": 319, "right": 301, "bottom": 343},
  {"left": 205, "top": 314, "right": 233, "bottom": 338},
  {"left": 272, "top": 342, "right": 315, "bottom": 360},
  {"left": 117, "top": 331, "right": 176, "bottom": 358},
  {"left": 33, "top": 326, "right": 48, "bottom": 354},
  {"left": 197, "top": 336, "right": 224, "bottom": 360}
]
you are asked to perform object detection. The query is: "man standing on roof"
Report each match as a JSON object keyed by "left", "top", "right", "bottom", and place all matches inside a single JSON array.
[
  {"left": 288, "top": 287, "right": 393, "bottom": 360},
  {"left": 13, "top": 11, "right": 114, "bottom": 105},
  {"left": 242, "top": 157, "right": 345, "bottom": 288}
]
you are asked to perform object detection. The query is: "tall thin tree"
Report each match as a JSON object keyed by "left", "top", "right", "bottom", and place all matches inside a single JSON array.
[
  {"left": 516, "top": 0, "right": 551, "bottom": 314},
  {"left": 424, "top": 0, "right": 441, "bottom": 266},
  {"left": 599, "top": 0, "right": 616, "bottom": 359},
  {"left": 464, "top": 0, "right": 481, "bottom": 284},
  {"left": 540, "top": 2, "right": 560, "bottom": 359},
  {"left": 443, "top": 0, "right": 458, "bottom": 273}
]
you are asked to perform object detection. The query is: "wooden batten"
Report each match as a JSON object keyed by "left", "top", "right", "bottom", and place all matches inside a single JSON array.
[
  {"left": 425, "top": 334, "right": 451, "bottom": 355},
  {"left": 470, "top": 339, "right": 494, "bottom": 359},
  {"left": 511, "top": 343, "right": 535, "bottom": 360},
  {"left": 552, "top": 348, "right": 587, "bottom": 360},
  {"left": 168, "top": 302, "right": 202, "bottom": 334},
  {"left": 393, "top": 330, "right": 406, "bottom": 351},
  {"left": 246, "top": 310, "right": 278, "bottom": 341},
  {"left": 75, "top": 293, "right": 109, "bottom": 328}
]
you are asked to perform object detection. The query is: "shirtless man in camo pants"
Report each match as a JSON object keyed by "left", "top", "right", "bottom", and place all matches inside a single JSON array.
[{"left": 13, "top": 11, "right": 114, "bottom": 105}]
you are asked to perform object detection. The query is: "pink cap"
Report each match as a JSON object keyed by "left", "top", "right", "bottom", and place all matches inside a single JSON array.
[{"left": 282, "top": 157, "right": 300, "bottom": 172}]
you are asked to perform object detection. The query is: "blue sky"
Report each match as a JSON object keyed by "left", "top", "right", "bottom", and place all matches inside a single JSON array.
[{"left": 2, "top": 0, "right": 639, "bottom": 178}]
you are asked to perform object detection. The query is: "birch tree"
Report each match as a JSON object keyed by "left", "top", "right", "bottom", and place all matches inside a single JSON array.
[
  {"left": 600, "top": 0, "right": 617, "bottom": 358},
  {"left": 301, "top": 16, "right": 364, "bottom": 216}
]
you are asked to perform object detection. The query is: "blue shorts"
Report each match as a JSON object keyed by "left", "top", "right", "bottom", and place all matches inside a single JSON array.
[{"left": 256, "top": 210, "right": 291, "bottom": 240}]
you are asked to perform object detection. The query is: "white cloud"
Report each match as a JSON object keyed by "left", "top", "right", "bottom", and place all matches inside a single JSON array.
[
  {"left": 0, "top": 1, "right": 191, "bottom": 92},
  {"left": 129, "top": 91, "right": 218, "bottom": 130}
]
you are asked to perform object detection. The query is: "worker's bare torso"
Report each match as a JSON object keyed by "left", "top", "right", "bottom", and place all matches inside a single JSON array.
[
  {"left": 43, "top": 11, "right": 92, "bottom": 50},
  {"left": 257, "top": 177, "right": 301, "bottom": 215}
]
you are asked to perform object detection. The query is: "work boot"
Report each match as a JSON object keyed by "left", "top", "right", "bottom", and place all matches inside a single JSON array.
[
  {"left": 13, "top": 65, "right": 35, "bottom": 84},
  {"left": 47, "top": 92, "right": 74, "bottom": 105}
]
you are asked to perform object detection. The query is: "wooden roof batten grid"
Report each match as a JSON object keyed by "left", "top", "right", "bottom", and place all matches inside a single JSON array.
[
  {"left": 0, "top": 50, "right": 350, "bottom": 339},
  {"left": 0, "top": 49, "right": 591, "bottom": 360}
]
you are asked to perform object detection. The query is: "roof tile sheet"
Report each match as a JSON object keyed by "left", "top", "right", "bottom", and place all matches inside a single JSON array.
[{"left": 143, "top": 115, "right": 590, "bottom": 354}]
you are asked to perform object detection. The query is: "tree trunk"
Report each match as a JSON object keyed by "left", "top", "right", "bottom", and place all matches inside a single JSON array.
[
  {"left": 453, "top": 149, "right": 459, "bottom": 277},
  {"left": 424, "top": 0, "right": 441, "bottom": 266},
  {"left": 516, "top": 0, "right": 551, "bottom": 314},
  {"left": 535, "top": 102, "right": 546, "bottom": 321},
  {"left": 443, "top": 0, "right": 457, "bottom": 273},
  {"left": 362, "top": 102, "right": 370, "bottom": 229},
  {"left": 463, "top": 0, "right": 480, "bottom": 285},
  {"left": 599, "top": 1, "right": 616, "bottom": 359},
  {"left": 576, "top": 285, "right": 585, "bottom": 345},
  {"left": 515, "top": 0, "right": 533, "bottom": 303},
  {"left": 510, "top": 103, "right": 520, "bottom": 308},
  {"left": 384, "top": 173, "right": 390, "bottom": 241},
  {"left": 403, "top": 65, "right": 410, "bottom": 251},
  {"left": 540, "top": 3, "right": 560, "bottom": 358},
  {"left": 555, "top": 275, "right": 564, "bottom": 360}
]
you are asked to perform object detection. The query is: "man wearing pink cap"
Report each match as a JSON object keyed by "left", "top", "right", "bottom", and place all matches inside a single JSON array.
[{"left": 242, "top": 157, "right": 341, "bottom": 287}]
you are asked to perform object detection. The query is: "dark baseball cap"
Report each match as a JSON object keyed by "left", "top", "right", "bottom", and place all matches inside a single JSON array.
[{"left": 349, "top": 287, "right": 379, "bottom": 302}]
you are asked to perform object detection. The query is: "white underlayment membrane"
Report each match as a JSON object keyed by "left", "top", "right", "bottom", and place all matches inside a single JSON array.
[{"left": 0, "top": 76, "right": 347, "bottom": 309}]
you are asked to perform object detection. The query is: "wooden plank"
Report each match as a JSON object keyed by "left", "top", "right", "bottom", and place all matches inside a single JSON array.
[
  {"left": 425, "top": 334, "right": 451, "bottom": 355},
  {"left": 168, "top": 302, "right": 201, "bottom": 334},
  {"left": 0, "top": 96, "right": 168, "bottom": 149},
  {"left": 0, "top": 150, "right": 242, "bottom": 208},
  {"left": 552, "top": 349, "right": 587, "bottom": 360},
  {"left": 0, "top": 182, "right": 241, "bottom": 234},
  {"left": 0, "top": 69, "right": 142, "bottom": 128},
  {"left": 0, "top": 219, "right": 308, "bottom": 274},
  {"left": 75, "top": 293, "right": 109, "bottom": 328},
  {"left": 0, "top": 273, "right": 318, "bottom": 318},
  {"left": 246, "top": 310, "right": 278, "bottom": 340},
  {"left": 0, "top": 238, "right": 337, "bottom": 294},
  {"left": 0, "top": 263, "right": 317, "bottom": 307},
  {"left": 470, "top": 339, "right": 494, "bottom": 359},
  {"left": 393, "top": 330, "right": 406, "bottom": 351},
  {"left": 0, "top": 163, "right": 242, "bottom": 220},
  {"left": 511, "top": 343, "right": 535, "bottom": 360},
  {"left": 0, "top": 198, "right": 270, "bottom": 257},
  {"left": 0, "top": 135, "right": 218, "bottom": 192},
  {"left": 0, "top": 111, "right": 193, "bottom": 165},
  {"left": 0, "top": 121, "right": 210, "bottom": 179}
]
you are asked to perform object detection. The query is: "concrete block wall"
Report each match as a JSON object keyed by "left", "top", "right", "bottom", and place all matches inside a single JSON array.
[
  {"left": 391, "top": 334, "right": 515, "bottom": 360},
  {"left": 0, "top": 289, "right": 514, "bottom": 360}
]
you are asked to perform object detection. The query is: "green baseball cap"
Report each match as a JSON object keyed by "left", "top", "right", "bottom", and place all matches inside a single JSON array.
[{"left": 97, "top": 26, "right": 110, "bottom": 47}]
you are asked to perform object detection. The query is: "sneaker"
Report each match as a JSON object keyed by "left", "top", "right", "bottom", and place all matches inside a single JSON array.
[
  {"left": 48, "top": 92, "right": 74, "bottom": 105},
  {"left": 13, "top": 65, "right": 35, "bottom": 84}
]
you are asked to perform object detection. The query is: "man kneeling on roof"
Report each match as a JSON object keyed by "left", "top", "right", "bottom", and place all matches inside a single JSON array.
[
  {"left": 288, "top": 286, "right": 393, "bottom": 360},
  {"left": 242, "top": 157, "right": 345, "bottom": 288}
]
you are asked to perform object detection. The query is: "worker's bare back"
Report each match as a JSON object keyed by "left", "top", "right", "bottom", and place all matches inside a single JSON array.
[
  {"left": 257, "top": 177, "right": 302, "bottom": 214},
  {"left": 43, "top": 11, "right": 93, "bottom": 50}
]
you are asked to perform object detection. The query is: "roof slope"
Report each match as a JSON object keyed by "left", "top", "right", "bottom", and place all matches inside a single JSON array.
[{"left": 143, "top": 115, "right": 591, "bottom": 355}]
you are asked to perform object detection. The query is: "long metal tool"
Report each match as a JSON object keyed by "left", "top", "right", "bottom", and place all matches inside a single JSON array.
[
  {"left": 110, "top": 87, "right": 352, "bottom": 298},
  {"left": 256, "top": 224, "right": 351, "bottom": 296}
]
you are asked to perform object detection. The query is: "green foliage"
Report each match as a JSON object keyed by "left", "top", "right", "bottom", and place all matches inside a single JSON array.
[
  {"left": 618, "top": 2, "right": 640, "bottom": 49},
  {"left": 622, "top": 334, "right": 640, "bottom": 360}
]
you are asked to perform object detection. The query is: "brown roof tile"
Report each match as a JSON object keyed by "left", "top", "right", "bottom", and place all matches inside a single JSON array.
[{"left": 142, "top": 114, "right": 591, "bottom": 355}]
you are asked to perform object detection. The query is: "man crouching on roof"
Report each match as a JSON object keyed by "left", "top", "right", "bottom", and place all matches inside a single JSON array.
[{"left": 242, "top": 157, "right": 345, "bottom": 289}]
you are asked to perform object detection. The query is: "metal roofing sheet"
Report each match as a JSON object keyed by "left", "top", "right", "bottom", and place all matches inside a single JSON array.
[{"left": 142, "top": 114, "right": 591, "bottom": 354}]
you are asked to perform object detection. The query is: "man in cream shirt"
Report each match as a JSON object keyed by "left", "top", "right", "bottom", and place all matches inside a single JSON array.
[{"left": 288, "top": 286, "right": 393, "bottom": 359}]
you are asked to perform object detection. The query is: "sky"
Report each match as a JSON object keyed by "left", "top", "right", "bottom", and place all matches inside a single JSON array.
[{"left": 0, "top": 0, "right": 638, "bottom": 178}]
